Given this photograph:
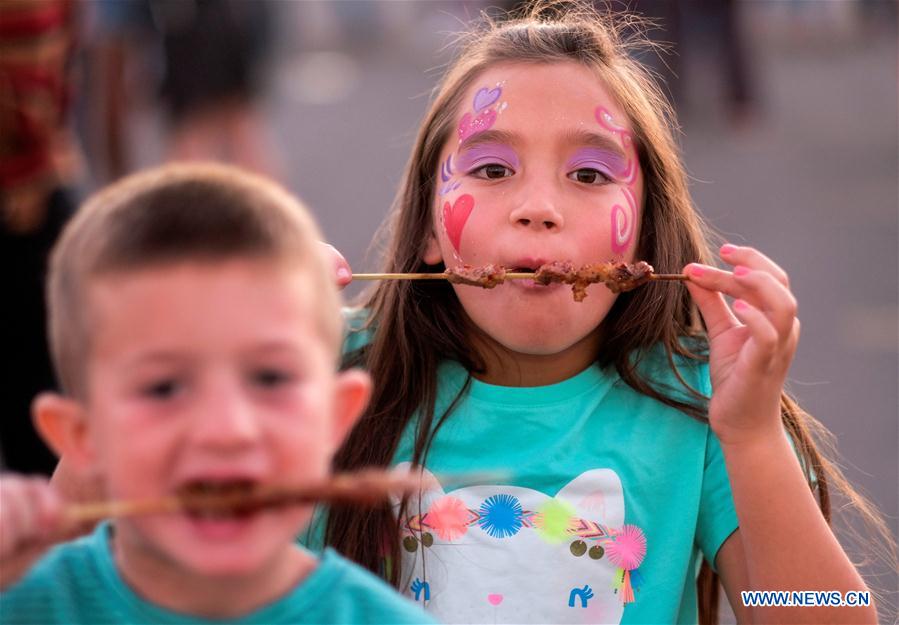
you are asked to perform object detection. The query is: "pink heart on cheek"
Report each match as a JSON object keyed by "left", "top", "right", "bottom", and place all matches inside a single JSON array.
[
  {"left": 442, "top": 194, "right": 474, "bottom": 253},
  {"left": 487, "top": 594, "right": 503, "bottom": 606}
]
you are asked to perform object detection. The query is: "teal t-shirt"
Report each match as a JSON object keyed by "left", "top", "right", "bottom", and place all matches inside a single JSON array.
[
  {"left": 336, "top": 309, "right": 738, "bottom": 625},
  {"left": 0, "top": 522, "right": 434, "bottom": 625}
]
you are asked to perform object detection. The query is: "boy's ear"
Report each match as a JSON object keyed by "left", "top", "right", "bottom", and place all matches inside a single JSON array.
[
  {"left": 32, "top": 392, "right": 95, "bottom": 472},
  {"left": 330, "top": 369, "right": 371, "bottom": 447},
  {"left": 422, "top": 230, "right": 443, "bottom": 266}
]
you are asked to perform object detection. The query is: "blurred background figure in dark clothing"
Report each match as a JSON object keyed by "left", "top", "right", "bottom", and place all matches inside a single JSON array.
[
  {"left": 630, "top": 0, "right": 757, "bottom": 128},
  {"left": 91, "top": 0, "right": 280, "bottom": 183},
  {"left": 0, "top": 0, "right": 82, "bottom": 475}
]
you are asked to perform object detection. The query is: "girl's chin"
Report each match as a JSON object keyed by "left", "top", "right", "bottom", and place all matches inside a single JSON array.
[
  {"left": 478, "top": 327, "right": 593, "bottom": 356},
  {"left": 497, "top": 339, "right": 588, "bottom": 357}
]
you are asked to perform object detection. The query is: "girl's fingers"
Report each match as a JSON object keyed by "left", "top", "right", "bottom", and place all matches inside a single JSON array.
[
  {"left": 686, "top": 263, "right": 745, "bottom": 300},
  {"left": 732, "top": 268, "right": 797, "bottom": 339},
  {"left": 731, "top": 299, "right": 779, "bottom": 371},
  {"left": 719, "top": 244, "right": 790, "bottom": 288},
  {"left": 320, "top": 242, "right": 353, "bottom": 289},
  {"left": 686, "top": 263, "right": 796, "bottom": 341},
  {"left": 684, "top": 280, "right": 740, "bottom": 340}
]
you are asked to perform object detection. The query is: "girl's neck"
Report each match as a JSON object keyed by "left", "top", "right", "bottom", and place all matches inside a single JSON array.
[
  {"left": 111, "top": 523, "right": 315, "bottom": 618},
  {"left": 471, "top": 326, "right": 602, "bottom": 387}
]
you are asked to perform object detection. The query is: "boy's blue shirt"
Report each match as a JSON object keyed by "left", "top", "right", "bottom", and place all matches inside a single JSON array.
[{"left": 0, "top": 522, "right": 434, "bottom": 625}]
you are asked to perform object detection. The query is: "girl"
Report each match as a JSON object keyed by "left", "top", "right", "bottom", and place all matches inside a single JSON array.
[{"left": 321, "top": 2, "right": 889, "bottom": 623}]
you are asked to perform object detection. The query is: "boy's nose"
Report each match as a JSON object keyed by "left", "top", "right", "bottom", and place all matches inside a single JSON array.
[
  {"left": 508, "top": 196, "right": 564, "bottom": 231},
  {"left": 190, "top": 386, "right": 261, "bottom": 450}
]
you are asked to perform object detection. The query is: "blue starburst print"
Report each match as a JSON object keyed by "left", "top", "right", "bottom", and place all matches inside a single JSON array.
[{"left": 478, "top": 494, "right": 523, "bottom": 538}]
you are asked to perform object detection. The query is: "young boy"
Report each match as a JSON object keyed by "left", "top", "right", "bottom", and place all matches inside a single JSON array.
[{"left": 0, "top": 164, "right": 434, "bottom": 624}]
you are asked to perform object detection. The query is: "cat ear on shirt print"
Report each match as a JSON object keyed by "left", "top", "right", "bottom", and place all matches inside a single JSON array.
[{"left": 392, "top": 464, "right": 647, "bottom": 624}]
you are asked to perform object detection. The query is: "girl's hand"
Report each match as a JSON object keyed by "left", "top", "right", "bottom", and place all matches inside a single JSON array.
[
  {"left": 684, "top": 244, "right": 800, "bottom": 447},
  {"left": 0, "top": 474, "right": 66, "bottom": 590},
  {"left": 320, "top": 242, "right": 352, "bottom": 289}
]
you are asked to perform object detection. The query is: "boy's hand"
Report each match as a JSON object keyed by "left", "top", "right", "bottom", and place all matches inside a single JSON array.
[
  {"left": 0, "top": 475, "right": 66, "bottom": 590},
  {"left": 320, "top": 243, "right": 352, "bottom": 289},
  {"left": 684, "top": 244, "right": 800, "bottom": 447}
]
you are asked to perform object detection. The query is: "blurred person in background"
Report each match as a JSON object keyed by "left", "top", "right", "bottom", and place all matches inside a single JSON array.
[
  {"left": 629, "top": 0, "right": 757, "bottom": 127},
  {"left": 91, "top": 0, "right": 281, "bottom": 182},
  {"left": 0, "top": 0, "right": 82, "bottom": 475}
]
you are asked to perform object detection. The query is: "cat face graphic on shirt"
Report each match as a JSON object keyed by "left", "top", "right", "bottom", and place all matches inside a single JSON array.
[{"left": 394, "top": 465, "right": 638, "bottom": 624}]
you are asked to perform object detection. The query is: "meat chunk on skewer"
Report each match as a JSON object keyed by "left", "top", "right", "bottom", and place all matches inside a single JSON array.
[
  {"left": 533, "top": 260, "right": 577, "bottom": 285},
  {"left": 445, "top": 264, "right": 507, "bottom": 288},
  {"left": 535, "top": 260, "right": 655, "bottom": 300},
  {"left": 586, "top": 260, "right": 654, "bottom": 294},
  {"left": 443, "top": 261, "right": 657, "bottom": 300}
]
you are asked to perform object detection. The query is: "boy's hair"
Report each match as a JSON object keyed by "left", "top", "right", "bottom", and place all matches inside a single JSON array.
[
  {"left": 324, "top": 1, "right": 895, "bottom": 622},
  {"left": 47, "top": 163, "right": 341, "bottom": 398}
]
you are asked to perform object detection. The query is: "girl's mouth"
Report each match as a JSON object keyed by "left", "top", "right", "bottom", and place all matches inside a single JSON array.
[{"left": 507, "top": 266, "right": 563, "bottom": 291}]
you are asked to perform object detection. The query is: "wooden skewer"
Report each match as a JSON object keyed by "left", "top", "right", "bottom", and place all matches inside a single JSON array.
[
  {"left": 63, "top": 469, "right": 433, "bottom": 525},
  {"left": 352, "top": 272, "right": 687, "bottom": 281},
  {"left": 62, "top": 469, "right": 506, "bottom": 526}
]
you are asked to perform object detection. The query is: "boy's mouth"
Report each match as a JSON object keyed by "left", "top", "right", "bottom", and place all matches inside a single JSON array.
[{"left": 175, "top": 480, "right": 261, "bottom": 520}]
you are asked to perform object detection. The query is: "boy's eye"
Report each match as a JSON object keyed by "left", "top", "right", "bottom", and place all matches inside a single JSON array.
[
  {"left": 568, "top": 168, "right": 611, "bottom": 185},
  {"left": 471, "top": 164, "right": 513, "bottom": 180},
  {"left": 251, "top": 368, "right": 293, "bottom": 388},
  {"left": 142, "top": 379, "right": 181, "bottom": 400}
]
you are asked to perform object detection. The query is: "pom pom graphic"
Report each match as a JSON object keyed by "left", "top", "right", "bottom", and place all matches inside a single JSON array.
[{"left": 535, "top": 498, "right": 576, "bottom": 543}]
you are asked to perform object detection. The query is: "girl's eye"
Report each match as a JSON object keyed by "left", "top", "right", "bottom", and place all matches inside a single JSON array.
[
  {"left": 251, "top": 368, "right": 293, "bottom": 388},
  {"left": 568, "top": 168, "right": 611, "bottom": 185},
  {"left": 471, "top": 164, "right": 514, "bottom": 180},
  {"left": 142, "top": 379, "right": 181, "bottom": 400}
]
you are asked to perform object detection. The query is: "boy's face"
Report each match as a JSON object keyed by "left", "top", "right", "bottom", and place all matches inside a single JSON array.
[
  {"left": 425, "top": 61, "right": 644, "bottom": 358},
  {"left": 70, "top": 259, "right": 364, "bottom": 577}
]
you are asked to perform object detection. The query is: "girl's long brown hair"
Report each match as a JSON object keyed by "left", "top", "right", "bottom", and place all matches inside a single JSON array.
[{"left": 324, "top": 2, "right": 894, "bottom": 622}]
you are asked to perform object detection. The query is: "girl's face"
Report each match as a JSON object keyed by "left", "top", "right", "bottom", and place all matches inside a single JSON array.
[{"left": 425, "top": 61, "right": 644, "bottom": 363}]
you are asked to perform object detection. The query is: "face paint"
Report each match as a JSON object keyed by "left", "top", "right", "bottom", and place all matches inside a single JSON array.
[
  {"left": 442, "top": 193, "right": 475, "bottom": 254},
  {"left": 594, "top": 107, "right": 637, "bottom": 186},
  {"left": 437, "top": 83, "right": 509, "bottom": 263},
  {"left": 610, "top": 187, "right": 637, "bottom": 255},
  {"left": 457, "top": 83, "right": 506, "bottom": 144},
  {"left": 473, "top": 86, "right": 502, "bottom": 112},
  {"left": 438, "top": 154, "right": 462, "bottom": 196},
  {"left": 458, "top": 110, "right": 497, "bottom": 144},
  {"left": 440, "top": 154, "right": 454, "bottom": 182},
  {"left": 456, "top": 142, "right": 520, "bottom": 173},
  {"left": 566, "top": 147, "right": 628, "bottom": 182},
  {"left": 594, "top": 107, "right": 639, "bottom": 254}
]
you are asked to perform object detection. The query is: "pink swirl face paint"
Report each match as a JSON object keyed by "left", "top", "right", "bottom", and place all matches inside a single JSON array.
[
  {"left": 594, "top": 107, "right": 639, "bottom": 254},
  {"left": 611, "top": 187, "right": 638, "bottom": 254}
]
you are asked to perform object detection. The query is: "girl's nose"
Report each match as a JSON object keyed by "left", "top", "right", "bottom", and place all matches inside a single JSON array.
[{"left": 508, "top": 197, "right": 564, "bottom": 231}]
